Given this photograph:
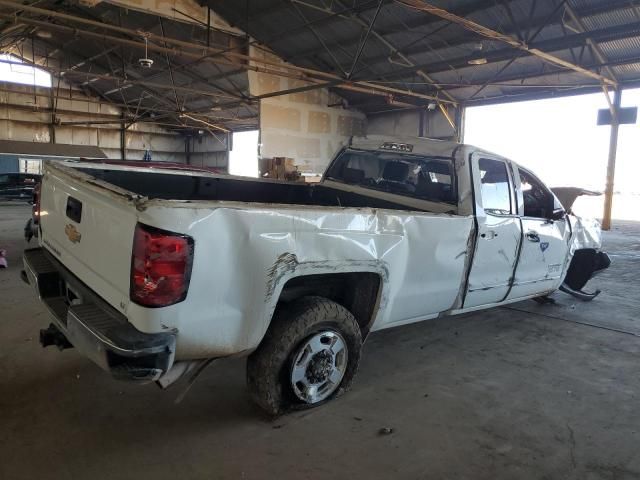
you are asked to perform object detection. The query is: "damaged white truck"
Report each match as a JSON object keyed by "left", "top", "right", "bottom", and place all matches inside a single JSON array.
[{"left": 22, "top": 135, "right": 609, "bottom": 415}]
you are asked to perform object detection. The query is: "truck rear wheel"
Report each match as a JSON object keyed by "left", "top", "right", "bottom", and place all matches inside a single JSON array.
[{"left": 246, "top": 296, "right": 362, "bottom": 416}]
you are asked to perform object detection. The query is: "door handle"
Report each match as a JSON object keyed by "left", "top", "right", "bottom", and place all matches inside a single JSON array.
[
  {"left": 480, "top": 230, "right": 498, "bottom": 239},
  {"left": 525, "top": 231, "right": 540, "bottom": 243}
]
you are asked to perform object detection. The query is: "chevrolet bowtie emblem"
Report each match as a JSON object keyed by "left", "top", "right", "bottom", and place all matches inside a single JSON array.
[{"left": 65, "top": 224, "right": 81, "bottom": 244}]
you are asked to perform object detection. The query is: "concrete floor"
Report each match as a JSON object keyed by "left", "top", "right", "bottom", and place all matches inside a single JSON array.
[{"left": 1, "top": 203, "right": 639, "bottom": 480}]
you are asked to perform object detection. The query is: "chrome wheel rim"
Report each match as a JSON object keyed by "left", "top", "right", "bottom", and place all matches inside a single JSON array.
[{"left": 290, "top": 330, "right": 348, "bottom": 404}]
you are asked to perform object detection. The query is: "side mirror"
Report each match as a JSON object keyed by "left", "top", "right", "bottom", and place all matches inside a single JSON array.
[{"left": 550, "top": 208, "right": 566, "bottom": 221}]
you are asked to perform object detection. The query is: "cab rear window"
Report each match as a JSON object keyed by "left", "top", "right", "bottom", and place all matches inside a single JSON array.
[{"left": 326, "top": 149, "right": 456, "bottom": 205}]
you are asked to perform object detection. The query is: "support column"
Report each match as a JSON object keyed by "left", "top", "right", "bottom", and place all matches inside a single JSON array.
[
  {"left": 226, "top": 131, "right": 232, "bottom": 172},
  {"left": 602, "top": 88, "right": 621, "bottom": 231},
  {"left": 120, "top": 114, "right": 126, "bottom": 161},
  {"left": 206, "top": 7, "right": 210, "bottom": 48},
  {"left": 455, "top": 105, "right": 466, "bottom": 143},
  {"left": 418, "top": 109, "right": 426, "bottom": 138},
  {"left": 49, "top": 88, "right": 56, "bottom": 144}
]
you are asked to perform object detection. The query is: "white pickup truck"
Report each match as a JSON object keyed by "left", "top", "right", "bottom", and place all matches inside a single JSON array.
[{"left": 22, "top": 135, "right": 609, "bottom": 415}]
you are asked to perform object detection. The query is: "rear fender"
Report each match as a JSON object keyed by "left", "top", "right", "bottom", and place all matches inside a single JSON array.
[{"left": 264, "top": 254, "right": 390, "bottom": 338}]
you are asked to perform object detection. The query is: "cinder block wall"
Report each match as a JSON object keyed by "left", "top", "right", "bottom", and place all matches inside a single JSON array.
[
  {"left": 0, "top": 80, "right": 228, "bottom": 168},
  {"left": 248, "top": 47, "right": 366, "bottom": 175}
]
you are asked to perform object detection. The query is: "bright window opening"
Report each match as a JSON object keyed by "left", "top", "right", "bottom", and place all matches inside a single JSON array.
[
  {"left": 19, "top": 158, "right": 43, "bottom": 174},
  {"left": 464, "top": 89, "right": 640, "bottom": 221},
  {"left": 229, "top": 130, "right": 259, "bottom": 177},
  {"left": 0, "top": 54, "right": 51, "bottom": 88}
]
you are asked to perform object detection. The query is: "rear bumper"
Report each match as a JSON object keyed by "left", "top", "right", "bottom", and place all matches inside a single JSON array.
[{"left": 23, "top": 247, "right": 176, "bottom": 382}]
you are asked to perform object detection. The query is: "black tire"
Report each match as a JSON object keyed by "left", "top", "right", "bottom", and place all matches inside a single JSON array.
[{"left": 246, "top": 296, "right": 362, "bottom": 416}]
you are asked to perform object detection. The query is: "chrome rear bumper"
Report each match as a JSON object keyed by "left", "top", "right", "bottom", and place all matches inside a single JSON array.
[{"left": 23, "top": 247, "right": 176, "bottom": 382}]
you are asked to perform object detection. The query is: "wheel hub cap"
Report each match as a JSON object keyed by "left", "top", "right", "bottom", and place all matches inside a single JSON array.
[
  {"left": 306, "top": 351, "right": 333, "bottom": 383},
  {"left": 290, "top": 330, "right": 348, "bottom": 404}
]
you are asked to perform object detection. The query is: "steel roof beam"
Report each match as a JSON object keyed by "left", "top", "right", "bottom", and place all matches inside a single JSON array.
[
  {"left": 464, "top": 78, "right": 640, "bottom": 106},
  {"left": 68, "top": 3, "right": 248, "bottom": 107},
  {"left": 218, "top": 0, "right": 392, "bottom": 37},
  {"left": 289, "top": 0, "right": 635, "bottom": 81},
  {"left": 289, "top": 1, "right": 349, "bottom": 76},
  {"left": 204, "top": 0, "right": 393, "bottom": 71},
  {"left": 353, "top": 1, "right": 582, "bottom": 69},
  {"left": 17, "top": 37, "right": 131, "bottom": 112},
  {"left": 431, "top": 55, "right": 640, "bottom": 96},
  {"left": 394, "top": 0, "right": 615, "bottom": 85},
  {"left": 377, "top": 20, "right": 639, "bottom": 82},
  {"left": 563, "top": 4, "right": 617, "bottom": 84},
  {"left": 0, "top": 7, "right": 455, "bottom": 105},
  {"left": 0, "top": 57, "right": 240, "bottom": 101},
  {"left": 295, "top": 0, "right": 458, "bottom": 126},
  {"left": 465, "top": 0, "right": 570, "bottom": 101},
  {"left": 287, "top": 0, "right": 506, "bottom": 62}
]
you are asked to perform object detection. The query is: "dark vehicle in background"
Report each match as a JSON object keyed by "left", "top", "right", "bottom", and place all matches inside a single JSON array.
[{"left": 0, "top": 173, "right": 41, "bottom": 200}]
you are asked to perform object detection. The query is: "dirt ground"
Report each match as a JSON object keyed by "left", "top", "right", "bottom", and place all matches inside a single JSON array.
[{"left": 1, "top": 203, "right": 639, "bottom": 480}]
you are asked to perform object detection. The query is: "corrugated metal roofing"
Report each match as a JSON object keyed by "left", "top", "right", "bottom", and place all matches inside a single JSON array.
[
  {"left": 207, "top": 0, "right": 640, "bottom": 111},
  {"left": 2, "top": 0, "right": 639, "bottom": 125},
  {"left": 0, "top": 1, "right": 257, "bottom": 132}
]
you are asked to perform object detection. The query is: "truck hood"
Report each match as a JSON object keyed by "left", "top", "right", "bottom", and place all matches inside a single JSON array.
[{"left": 550, "top": 187, "right": 601, "bottom": 211}]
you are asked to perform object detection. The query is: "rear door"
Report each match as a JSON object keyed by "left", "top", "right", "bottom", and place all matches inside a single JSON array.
[
  {"left": 464, "top": 156, "right": 521, "bottom": 308},
  {"left": 507, "top": 167, "right": 571, "bottom": 299}
]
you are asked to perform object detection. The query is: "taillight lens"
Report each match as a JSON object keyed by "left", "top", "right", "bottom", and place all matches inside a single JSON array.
[
  {"left": 130, "top": 223, "right": 194, "bottom": 307},
  {"left": 32, "top": 182, "right": 41, "bottom": 225}
]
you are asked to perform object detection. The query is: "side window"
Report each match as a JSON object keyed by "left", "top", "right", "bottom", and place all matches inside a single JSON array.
[
  {"left": 479, "top": 158, "right": 512, "bottom": 215},
  {"left": 519, "top": 168, "right": 554, "bottom": 218}
]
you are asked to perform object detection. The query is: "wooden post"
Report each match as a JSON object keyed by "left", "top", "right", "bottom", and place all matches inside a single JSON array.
[{"left": 602, "top": 88, "right": 621, "bottom": 231}]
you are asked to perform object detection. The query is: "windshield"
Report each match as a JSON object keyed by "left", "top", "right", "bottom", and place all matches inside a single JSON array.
[{"left": 325, "top": 149, "right": 456, "bottom": 205}]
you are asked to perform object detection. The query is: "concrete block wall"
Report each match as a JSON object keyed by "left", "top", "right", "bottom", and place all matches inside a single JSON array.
[
  {"left": 367, "top": 107, "right": 462, "bottom": 141},
  {"left": 187, "top": 132, "right": 229, "bottom": 168},
  {"left": 248, "top": 47, "right": 366, "bottom": 174},
  {"left": 0, "top": 80, "right": 228, "bottom": 168}
]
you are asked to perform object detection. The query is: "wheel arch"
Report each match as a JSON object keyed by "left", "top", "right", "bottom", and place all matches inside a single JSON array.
[
  {"left": 275, "top": 271, "right": 384, "bottom": 338},
  {"left": 263, "top": 254, "right": 389, "bottom": 342}
]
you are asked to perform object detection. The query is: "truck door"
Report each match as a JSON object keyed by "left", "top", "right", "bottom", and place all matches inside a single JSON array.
[
  {"left": 464, "top": 156, "right": 521, "bottom": 308},
  {"left": 507, "top": 167, "right": 571, "bottom": 299}
]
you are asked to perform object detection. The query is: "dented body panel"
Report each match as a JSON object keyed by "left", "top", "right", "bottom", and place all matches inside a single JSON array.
[
  {"left": 29, "top": 136, "right": 607, "bottom": 373},
  {"left": 40, "top": 171, "right": 474, "bottom": 358}
]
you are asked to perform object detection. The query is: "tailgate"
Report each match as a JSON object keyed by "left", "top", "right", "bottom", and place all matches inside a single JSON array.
[{"left": 39, "top": 163, "right": 139, "bottom": 313}]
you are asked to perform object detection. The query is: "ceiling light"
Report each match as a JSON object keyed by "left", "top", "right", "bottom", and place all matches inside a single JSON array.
[
  {"left": 468, "top": 58, "right": 488, "bottom": 65},
  {"left": 35, "top": 30, "right": 52, "bottom": 39},
  {"left": 138, "top": 35, "right": 153, "bottom": 69}
]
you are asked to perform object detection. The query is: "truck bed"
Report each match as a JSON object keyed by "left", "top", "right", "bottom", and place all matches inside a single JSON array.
[
  {"left": 37, "top": 160, "right": 472, "bottom": 359},
  {"left": 77, "top": 166, "right": 441, "bottom": 212}
]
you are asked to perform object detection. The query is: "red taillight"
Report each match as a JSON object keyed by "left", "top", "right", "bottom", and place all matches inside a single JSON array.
[{"left": 130, "top": 223, "right": 194, "bottom": 307}]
